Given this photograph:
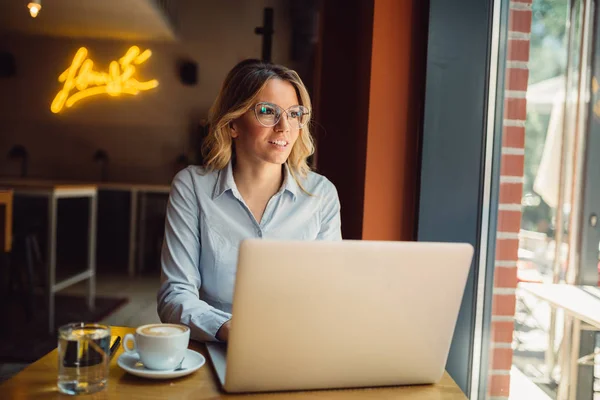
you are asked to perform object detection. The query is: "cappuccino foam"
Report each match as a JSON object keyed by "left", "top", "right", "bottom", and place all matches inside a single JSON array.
[{"left": 139, "top": 324, "right": 187, "bottom": 337}]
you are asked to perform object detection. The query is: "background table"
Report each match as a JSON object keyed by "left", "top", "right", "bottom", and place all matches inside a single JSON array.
[
  {"left": 95, "top": 183, "right": 170, "bottom": 276},
  {"left": 0, "top": 180, "right": 98, "bottom": 334},
  {"left": 0, "top": 326, "right": 467, "bottom": 399},
  {"left": 0, "top": 178, "right": 171, "bottom": 277}
]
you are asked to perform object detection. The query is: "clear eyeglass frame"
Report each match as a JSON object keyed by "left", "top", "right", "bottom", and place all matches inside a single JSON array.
[{"left": 253, "top": 101, "right": 310, "bottom": 129}]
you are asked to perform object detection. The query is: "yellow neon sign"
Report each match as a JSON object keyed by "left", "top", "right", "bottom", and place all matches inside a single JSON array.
[{"left": 51, "top": 46, "right": 159, "bottom": 113}]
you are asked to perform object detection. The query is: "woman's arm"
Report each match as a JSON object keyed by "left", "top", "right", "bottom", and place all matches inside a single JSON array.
[
  {"left": 317, "top": 180, "right": 342, "bottom": 241},
  {"left": 157, "top": 168, "right": 231, "bottom": 342}
]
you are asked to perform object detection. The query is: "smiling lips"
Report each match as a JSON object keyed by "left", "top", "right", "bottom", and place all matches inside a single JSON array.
[{"left": 268, "top": 139, "right": 289, "bottom": 148}]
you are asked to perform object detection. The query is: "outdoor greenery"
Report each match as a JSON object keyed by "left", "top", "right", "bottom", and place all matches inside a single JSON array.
[{"left": 529, "top": 0, "right": 568, "bottom": 84}]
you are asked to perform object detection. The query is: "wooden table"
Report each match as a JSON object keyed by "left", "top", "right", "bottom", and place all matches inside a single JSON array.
[
  {"left": 0, "top": 326, "right": 467, "bottom": 399},
  {"left": 519, "top": 283, "right": 600, "bottom": 400},
  {"left": 0, "top": 179, "right": 98, "bottom": 334}
]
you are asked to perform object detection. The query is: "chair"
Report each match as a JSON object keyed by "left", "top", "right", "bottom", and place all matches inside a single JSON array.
[
  {"left": 4, "top": 195, "right": 44, "bottom": 321},
  {"left": 6, "top": 231, "right": 43, "bottom": 320}
]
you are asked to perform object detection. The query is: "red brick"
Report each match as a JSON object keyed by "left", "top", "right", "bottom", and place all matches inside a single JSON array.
[
  {"left": 497, "top": 210, "right": 522, "bottom": 233},
  {"left": 506, "top": 68, "right": 529, "bottom": 91},
  {"left": 491, "top": 321, "right": 515, "bottom": 343},
  {"left": 508, "top": 39, "right": 530, "bottom": 62},
  {"left": 504, "top": 98, "right": 527, "bottom": 120},
  {"left": 500, "top": 154, "right": 525, "bottom": 177},
  {"left": 495, "top": 266, "right": 518, "bottom": 289},
  {"left": 492, "top": 294, "right": 517, "bottom": 316},
  {"left": 491, "top": 348, "right": 514, "bottom": 370},
  {"left": 495, "top": 238, "right": 519, "bottom": 262},
  {"left": 489, "top": 375, "right": 511, "bottom": 397},
  {"left": 509, "top": 10, "right": 533, "bottom": 33},
  {"left": 502, "top": 126, "right": 525, "bottom": 148},
  {"left": 499, "top": 182, "right": 523, "bottom": 204}
]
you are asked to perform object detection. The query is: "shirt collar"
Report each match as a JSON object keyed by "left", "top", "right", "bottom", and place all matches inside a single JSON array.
[
  {"left": 212, "top": 161, "right": 299, "bottom": 201},
  {"left": 281, "top": 163, "right": 299, "bottom": 201},
  {"left": 212, "top": 161, "right": 237, "bottom": 200}
]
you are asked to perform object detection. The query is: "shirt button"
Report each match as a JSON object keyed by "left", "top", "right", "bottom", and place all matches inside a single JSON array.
[{"left": 257, "top": 230, "right": 263, "bottom": 238}]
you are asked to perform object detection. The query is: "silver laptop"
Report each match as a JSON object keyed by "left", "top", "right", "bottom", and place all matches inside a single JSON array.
[{"left": 206, "top": 239, "right": 473, "bottom": 393}]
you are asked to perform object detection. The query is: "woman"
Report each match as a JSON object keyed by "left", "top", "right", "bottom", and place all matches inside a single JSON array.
[{"left": 157, "top": 59, "right": 342, "bottom": 342}]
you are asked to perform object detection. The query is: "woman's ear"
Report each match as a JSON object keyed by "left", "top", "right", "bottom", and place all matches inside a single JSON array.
[{"left": 230, "top": 120, "right": 239, "bottom": 139}]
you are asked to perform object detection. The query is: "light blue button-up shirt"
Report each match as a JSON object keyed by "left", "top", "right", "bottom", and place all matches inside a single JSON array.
[{"left": 157, "top": 161, "right": 342, "bottom": 341}]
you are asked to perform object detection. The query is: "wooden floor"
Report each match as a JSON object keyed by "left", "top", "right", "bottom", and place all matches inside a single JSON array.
[{"left": 0, "top": 271, "right": 161, "bottom": 382}]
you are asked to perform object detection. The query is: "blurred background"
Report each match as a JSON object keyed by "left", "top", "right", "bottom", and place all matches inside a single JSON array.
[
  {"left": 0, "top": 0, "right": 324, "bottom": 382},
  {"left": 2, "top": 1, "right": 600, "bottom": 399}
]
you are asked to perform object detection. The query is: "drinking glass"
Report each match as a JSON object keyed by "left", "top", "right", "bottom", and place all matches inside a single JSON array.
[{"left": 57, "top": 323, "right": 111, "bottom": 395}]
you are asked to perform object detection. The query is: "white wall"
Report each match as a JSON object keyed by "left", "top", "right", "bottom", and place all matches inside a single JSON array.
[{"left": 0, "top": 0, "right": 294, "bottom": 183}]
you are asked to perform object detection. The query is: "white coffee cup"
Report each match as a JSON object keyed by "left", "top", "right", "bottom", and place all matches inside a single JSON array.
[{"left": 123, "top": 323, "right": 190, "bottom": 370}]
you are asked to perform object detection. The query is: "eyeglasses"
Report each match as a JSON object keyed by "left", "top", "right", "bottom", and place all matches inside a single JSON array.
[{"left": 254, "top": 102, "right": 310, "bottom": 130}]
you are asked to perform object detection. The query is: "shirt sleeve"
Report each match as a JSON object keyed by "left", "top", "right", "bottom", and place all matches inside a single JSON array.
[
  {"left": 316, "top": 179, "right": 342, "bottom": 241},
  {"left": 157, "top": 168, "right": 231, "bottom": 342}
]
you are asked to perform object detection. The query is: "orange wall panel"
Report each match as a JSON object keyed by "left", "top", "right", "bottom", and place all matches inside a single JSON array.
[{"left": 362, "top": 0, "right": 420, "bottom": 241}]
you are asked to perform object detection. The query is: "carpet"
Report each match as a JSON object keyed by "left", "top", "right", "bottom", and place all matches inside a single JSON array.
[{"left": 0, "top": 294, "right": 128, "bottom": 363}]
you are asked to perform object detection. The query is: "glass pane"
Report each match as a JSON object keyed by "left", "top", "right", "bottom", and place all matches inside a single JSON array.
[{"left": 483, "top": 0, "right": 594, "bottom": 398}]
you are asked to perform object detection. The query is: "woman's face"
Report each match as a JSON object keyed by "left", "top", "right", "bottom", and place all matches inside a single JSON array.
[{"left": 231, "top": 78, "right": 302, "bottom": 168}]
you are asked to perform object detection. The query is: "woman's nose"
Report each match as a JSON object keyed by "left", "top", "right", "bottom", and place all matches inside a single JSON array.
[{"left": 275, "top": 113, "right": 291, "bottom": 132}]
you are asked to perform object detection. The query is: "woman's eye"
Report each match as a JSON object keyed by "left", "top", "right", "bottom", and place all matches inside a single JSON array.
[{"left": 259, "top": 106, "right": 276, "bottom": 115}]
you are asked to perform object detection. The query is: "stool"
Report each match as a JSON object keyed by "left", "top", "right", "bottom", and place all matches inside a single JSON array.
[{"left": 6, "top": 219, "right": 44, "bottom": 321}]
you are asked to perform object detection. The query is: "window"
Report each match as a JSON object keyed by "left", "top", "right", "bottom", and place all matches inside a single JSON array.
[{"left": 483, "top": 0, "right": 599, "bottom": 398}]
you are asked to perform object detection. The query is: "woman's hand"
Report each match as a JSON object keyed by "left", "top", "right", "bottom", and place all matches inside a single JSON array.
[{"left": 216, "top": 320, "right": 231, "bottom": 342}]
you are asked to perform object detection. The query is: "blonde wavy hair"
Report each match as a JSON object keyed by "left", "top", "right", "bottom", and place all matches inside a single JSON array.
[{"left": 202, "top": 59, "right": 314, "bottom": 190}]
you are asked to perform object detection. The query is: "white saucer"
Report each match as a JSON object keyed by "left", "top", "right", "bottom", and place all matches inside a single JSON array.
[{"left": 117, "top": 349, "right": 205, "bottom": 380}]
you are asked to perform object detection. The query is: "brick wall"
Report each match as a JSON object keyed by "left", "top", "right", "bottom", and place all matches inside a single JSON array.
[{"left": 488, "top": 0, "right": 532, "bottom": 399}]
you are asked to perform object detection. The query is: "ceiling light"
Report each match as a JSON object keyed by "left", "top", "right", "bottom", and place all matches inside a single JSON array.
[{"left": 27, "top": 1, "right": 42, "bottom": 18}]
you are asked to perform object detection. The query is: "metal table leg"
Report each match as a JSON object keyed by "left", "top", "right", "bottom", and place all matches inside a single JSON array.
[
  {"left": 128, "top": 189, "right": 138, "bottom": 277},
  {"left": 546, "top": 308, "right": 558, "bottom": 381},
  {"left": 47, "top": 194, "right": 57, "bottom": 334},
  {"left": 568, "top": 318, "right": 581, "bottom": 400},
  {"left": 557, "top": 316, "right": 573, "bottom": 400},
  {"left": 87, "top": 193, "right": 97, "bottom": 311}
]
